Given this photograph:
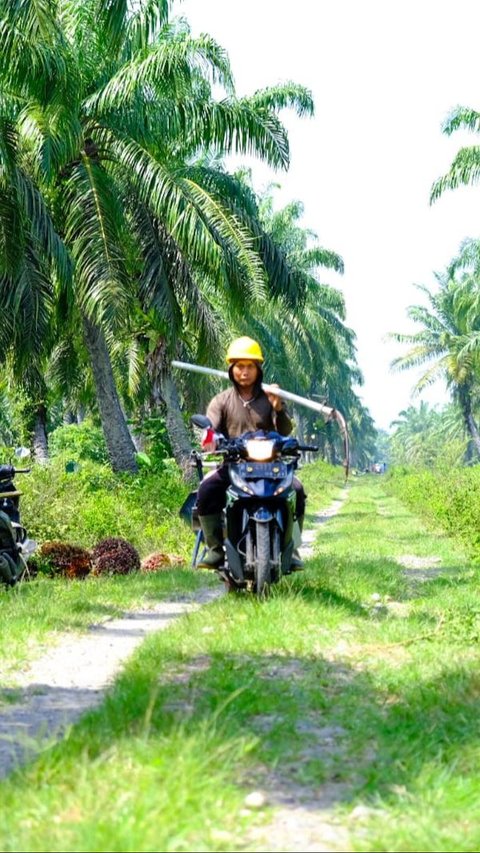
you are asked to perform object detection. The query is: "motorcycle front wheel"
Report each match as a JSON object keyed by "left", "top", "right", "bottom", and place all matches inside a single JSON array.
[{"left": 254, "top": 522, "right": 271, "bottom": 598}]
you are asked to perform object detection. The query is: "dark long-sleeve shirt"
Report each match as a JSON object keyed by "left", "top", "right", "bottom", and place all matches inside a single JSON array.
[{"left": 206, "top": 386, "right": 293, "bottom": 438}]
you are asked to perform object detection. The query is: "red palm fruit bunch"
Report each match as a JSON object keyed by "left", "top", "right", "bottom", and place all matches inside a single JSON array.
[
  {"left": 37, "top": 541, "right": 92, "bottom": 579},
  {"left": 91, "top": 537, "right": 141, "bottom": 575},
  {"left": 141, "top": 552, "right": 184, "bottom": 572}
]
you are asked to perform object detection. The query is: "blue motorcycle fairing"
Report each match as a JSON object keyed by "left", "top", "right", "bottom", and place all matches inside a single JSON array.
[
  {"left": 236, "top": 461, "right": 288, "bottom": 479},
  {"left": 252, "top": 507, "right": 273, "bottom": 523},
  {"left": 228, "top": 498, "right": 291, "bottom": 545},
  {"left": 229, "top": 464, "right": 294, "bottom": 499}
]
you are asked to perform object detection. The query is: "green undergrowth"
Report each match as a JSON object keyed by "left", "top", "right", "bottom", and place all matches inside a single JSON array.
[
  {"left": 17, "top": 456, "right": 194, "bottom": 556},
  {"left": 386, "top": 465, "right": 480, "bottom": 561},
  {"left": 2, "top": 472, "right": 479, "bottom": 850}
]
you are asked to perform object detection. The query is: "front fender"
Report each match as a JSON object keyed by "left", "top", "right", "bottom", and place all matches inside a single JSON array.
[{"left": 252, "top": 507, "right": 273, "bottom": 524}]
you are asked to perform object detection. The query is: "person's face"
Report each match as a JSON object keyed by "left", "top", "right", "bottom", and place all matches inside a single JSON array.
[{"left": 232, "top": 360, "right": 259, "bottom": 388}]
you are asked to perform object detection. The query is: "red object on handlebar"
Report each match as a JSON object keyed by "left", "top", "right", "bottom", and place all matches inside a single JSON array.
[{"left": 201, "top": 428, "right": 217, "bottom": 449}]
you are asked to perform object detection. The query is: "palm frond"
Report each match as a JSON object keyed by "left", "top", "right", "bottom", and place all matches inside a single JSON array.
[
  {"left": 0, "top": 247, "right": 54, "bottom": 366},
  {"left": 184, "top": 164, "right": 260, "bottom": 218},
  {"left": 96, "top": 0, "right": 128, "bottom": 55},
  {"left": 406, "top": 304, "right": 447, "bottom": 332},
  {"left": 411, "top": 358, "right": 452, "bottom": 394},
  {"left": 85, "top": 29, "right": 234, "bottom": 115},
  {"left": 130, "top": 203, "right": 183, "bottom": 330},
  {"left": 249, "top": 82, "right": 314, "bottom": 118},
  {"left": 301, "top": 247, "right": 344, "bottom": 274},
  {"left": 390, "top": 345, "right": 443, "bottom": 372},
  {"left": 107, "top": 133, "right": 221, "bottom": 269},
  {"left": 186, "top": 98, "right": 290, "bottom": 169},
  {"left": 124, "top": 0, "right": 172, "bottom": 52},
  {"left": 182, "top": 177, "right": 266, "bottom": 300},
  {"left": 48, "top": 333, "right": 87, "bottom": 400},
  {"left": 63, "top": 155, "right": 133, "bottom": 325},
  {"left": 107, "top": 132, "right": 268, "bottom": 299},
  {"left": 0, "top": 113, "right": 18, "bottom": 176},
  {"left": 441, "top": 106, "right": 480, "bottom": 136},
  {"left": 0, "top": 120, "right": 23, "bottom": 274},
  {"left": 0, "top": 0, "right": 76, "bottom": 106},
  {"left": 458, "top": 330, "right": 480, "bottom": 357},
  {"left": 110, "top": 333, "right": 144, "bottom": 398},
  {"left": 17, "top": 171, "right": 72, "bottom": 285},
  {"left": 182, "top": 166, "right": 303, "bottom": 307},
  {"left": 431, "top": 146, "right": 480, "bottom": 202},
  {"left": 17, "top": 102, "right": 83, "bottom": 180},
  {"left": 0, "top": 184, "right": 24, "bottom": 276}
]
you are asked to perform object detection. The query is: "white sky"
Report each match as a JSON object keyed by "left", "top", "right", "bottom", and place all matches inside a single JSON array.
[{"left": 173, "top": 0, "right": 480, "bottom": 430}]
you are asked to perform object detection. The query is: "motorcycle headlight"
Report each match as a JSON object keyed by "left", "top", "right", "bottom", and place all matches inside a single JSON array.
[{"left": 245, "top": 439, "right": 275, "bottom": 461}]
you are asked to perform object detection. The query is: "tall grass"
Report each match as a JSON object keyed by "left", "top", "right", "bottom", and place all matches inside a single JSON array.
[{"left": 386, "top": 465, "right": 480, "bottom": 561}]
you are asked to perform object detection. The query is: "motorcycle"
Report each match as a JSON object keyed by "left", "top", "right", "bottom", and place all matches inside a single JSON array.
[
  {"left": 180, "top": 415, "right": 318, "bottom": 596},
  {"left": 0, "top": 452, "right": 37, "bottom": 587}
]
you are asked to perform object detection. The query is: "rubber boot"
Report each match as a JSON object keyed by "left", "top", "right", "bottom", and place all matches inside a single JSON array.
[
  {"left": 197, "top": 513, "right": 224, "bottom": 569},
  {"left": 290, "top": 515, "right": 305, "bottom": 571}
]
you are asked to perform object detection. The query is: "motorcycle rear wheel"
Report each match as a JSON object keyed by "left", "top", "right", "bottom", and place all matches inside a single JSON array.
[{"left": 254, "top": 522, "right": 271, "bottom": 598}]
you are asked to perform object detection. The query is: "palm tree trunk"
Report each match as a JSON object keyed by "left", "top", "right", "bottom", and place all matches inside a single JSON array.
[
  {"left": 325, "top": 420, "right": 337, "bottom": 465},
  {"left": 295, "top": 409, "right": 306, "bottom": 443},
  {"left": 33, "top": 403, "right": 48, "bottom": 464},
  {"left": 146, "top": 340, "right": 194, "bottom": 479},
  {"left": 458, "top": 385, "right": 480, "bottom": 461},
  {"left": 161, "top": 371, "right": 194, "bottom": 476},
  {"left": 82, "top": 315, "right": 138, "bottom": 473}
]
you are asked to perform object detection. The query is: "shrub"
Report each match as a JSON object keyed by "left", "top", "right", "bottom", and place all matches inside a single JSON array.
[
  {"left": 36, "top": 540, "right": 92, "bottom": 579},
  {"left": 387, "top": 465, "right": 480, "bottom": 561},
  {"left": 49, "top": 419, "right": 109, "bottom": 464},
  {"left": 141, "top": 552, "right": 184, "bottom": 572},
  {"left": 129, "top": 414, "right": 172, "bottom": 471},
  {"left": 92, "top": 537, "right": 141, "bottom": 575},
  {"left": 19, "top": 458, "right": 193, "bottom": 558}
]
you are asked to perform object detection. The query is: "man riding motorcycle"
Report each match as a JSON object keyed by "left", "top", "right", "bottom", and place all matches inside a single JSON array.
[{"left": 196, "top": 336, "right": 307, "bottom": 570}]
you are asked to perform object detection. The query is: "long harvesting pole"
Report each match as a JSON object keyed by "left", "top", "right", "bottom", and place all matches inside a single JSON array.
[{"left": 171, "top": 360, "right": 350, "bottom": 474}]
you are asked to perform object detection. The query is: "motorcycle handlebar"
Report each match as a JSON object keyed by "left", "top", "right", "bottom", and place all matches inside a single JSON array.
[
  {"left": 0, "top": 466, "right": 31, "bottom": 478},
  {"left": 198, "top": 443, "right": 314, "bottom": 458}
]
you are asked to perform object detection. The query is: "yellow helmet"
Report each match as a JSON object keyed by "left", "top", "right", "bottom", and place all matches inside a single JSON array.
[{"left": 226, "top": 336, "right": 264, "bottom": 364}]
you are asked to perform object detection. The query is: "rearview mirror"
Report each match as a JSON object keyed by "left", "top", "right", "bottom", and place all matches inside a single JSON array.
[{"left": 191, "top": 414, "right": 212, "bottom": 430}]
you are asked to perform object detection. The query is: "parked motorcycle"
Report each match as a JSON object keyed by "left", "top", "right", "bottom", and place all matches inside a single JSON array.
[
  {"left": 180, "top": 415, "right": 318, "bottom": 596},
  {"left": 0, "top": 452, "right": 37, "bottom": 587}
]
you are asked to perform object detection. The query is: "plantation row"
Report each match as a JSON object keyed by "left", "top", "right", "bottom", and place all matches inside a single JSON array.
[{"left": 386, "top": 466, "right": 480, "bottom": 561}]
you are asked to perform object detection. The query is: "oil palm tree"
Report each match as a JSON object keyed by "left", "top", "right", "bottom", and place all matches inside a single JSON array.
[
  {"left": 390, "top": 276, "right": 480, "bottom": 461},
  {"left": 0, "top": 0, "right": 314, "bottom": 470}
]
